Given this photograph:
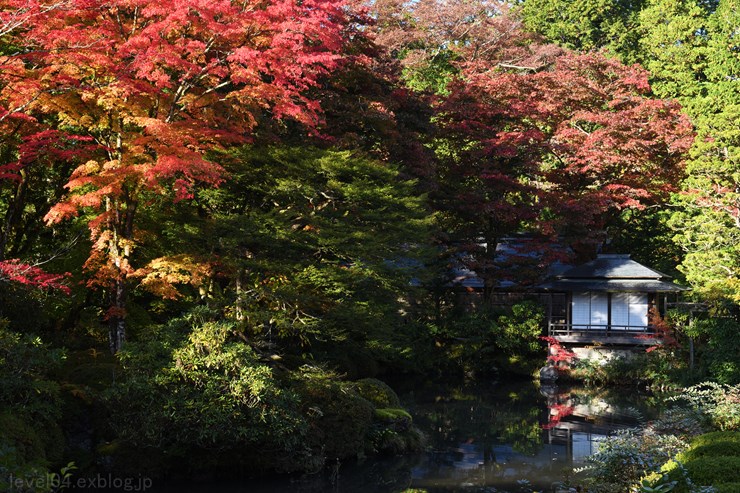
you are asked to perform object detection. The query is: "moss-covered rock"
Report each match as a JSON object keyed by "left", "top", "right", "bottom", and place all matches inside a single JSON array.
[
  {"left": 351, "top": 378, "right": 401, "bottom": 408},
  {"left": 374, "top": 408, "right": 412, "bottom": 423},
  {"left": 368, "top": 406, "right": 424, "bottom": 456},
  {"left": 299, "top": 379, "right": 375, "bottom": 462}
]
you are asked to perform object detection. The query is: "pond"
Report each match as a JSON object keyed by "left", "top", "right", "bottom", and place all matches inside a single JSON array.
[{"left": 148, "top": 380, "right": 665, "bottom": 493}]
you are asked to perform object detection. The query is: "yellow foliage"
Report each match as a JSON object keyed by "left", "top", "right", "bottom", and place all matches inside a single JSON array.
[{"left": 133, "top": 255, "right": 213, "bottom": 299}]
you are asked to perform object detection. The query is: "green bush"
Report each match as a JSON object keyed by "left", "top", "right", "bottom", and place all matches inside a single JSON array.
[
  {"left": 652, "top": 406, "right": 708, "bottom": 440},
  {"left": 672, "top": 383, "right": 740, "bottom": 431},
  {"left": 104, "top": 307, "right": 423, "bottom": 477},
  {"left": 689, "top": 431, "right": 740, "bottom": 447},
  {"left": 106, "top": 315, "right": 310, "bottom": 475},
  {"left": 675, "top": 456, "right": 740, "bottom": 487},
  {"left": 0, "top": 325, "right": 65, "bottom": 485},
  {"left": 661, "top": 431, "right": 740, "bottom": 492},
  {"left": 693, "top": 318, "right": 740, "bottom": 385},
  {"left": 680, "top": 441, "right": 740, "bottom": 461},
  {"left": 716, "top": 483, "right": 740, "bottom": 493}
]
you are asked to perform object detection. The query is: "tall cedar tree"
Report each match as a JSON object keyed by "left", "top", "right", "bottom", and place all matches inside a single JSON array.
[{"left": 0, "top": 0, "right": 348, "bottom": 352}]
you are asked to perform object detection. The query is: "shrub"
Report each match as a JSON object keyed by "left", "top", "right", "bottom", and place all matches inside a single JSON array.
[
  {"left": 665, "top": 456, "right": 740, "bottom": 491},
  {"left": 672, "top": 383, "right": 740, "bottom": 431},
  {"left": 106, "top": 316, "right": 310, "bottom": 475},
  {"left": 652, "top": 407, "right": 709, "bottom": 440},
  {"left": 680, "top": 441, "right": 740, "bottom": 461},
  {"left": 682, "top": 456, "right": 740, "bottom": 485},
  {"left": 692, "top": 318, "right": 740, "bottom": 385},
  {"left": 0, "top": 325, "right": 65, "bottom": 485},
  {"left": 689, "top": 431, "right": 740, "bottom": 447},
  {"left": 661, "top": 431, "right": 740, "bottom": 492},
  {"left": 582, "top": 428, "right": 689, "bottom": 492}
]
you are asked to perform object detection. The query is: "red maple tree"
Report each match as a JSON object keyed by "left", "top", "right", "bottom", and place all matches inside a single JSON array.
[
  {"left": 436, "top": 45, "right": 693, "bottom": 285},
  {"left": 0, "top": 0, "right": 350, "bottom": 352}
]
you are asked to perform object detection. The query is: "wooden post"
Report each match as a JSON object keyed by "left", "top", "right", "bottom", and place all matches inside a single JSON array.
[{"left": 607, "top": 292, "right": 612, "bottom": 336}]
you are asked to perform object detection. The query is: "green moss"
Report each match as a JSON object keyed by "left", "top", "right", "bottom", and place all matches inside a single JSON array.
[
  {"left": 368, "top": 406, "right": 425, "bottom": 456},
  {"left": 351, "top": 378, "right": 401, "bottom": 408},
  {"left": 374, "top": 408, "right": 412, "bottom": 423},
  {"left": 300, "top": 380, "right": 375, "bottom": 461}
]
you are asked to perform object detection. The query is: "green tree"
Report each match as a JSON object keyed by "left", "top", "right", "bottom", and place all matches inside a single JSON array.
[
  {"left": 107, "top": 311, "right": 309, "bottom": 474},
  {"left": 518, "top": 0, "right": 647, "bottom": 63},
  {"left": 637, "top": 0, "right": 717, "bottom": 108},
  {"left": 178, "top": 146, "right": 437, "bottom": 376},
  {"left": 664, "top": 0, "right": 740, "bottom": 305}
]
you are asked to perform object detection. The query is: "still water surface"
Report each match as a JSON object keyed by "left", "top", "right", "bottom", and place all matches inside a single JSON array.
[{"left": 152, "top": 380, "right": 663, "bottom": 493}]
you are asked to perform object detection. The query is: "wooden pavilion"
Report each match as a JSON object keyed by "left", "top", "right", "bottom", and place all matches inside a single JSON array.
[{"left": 538, "top": 254, "right": 688, "bottom": 346}]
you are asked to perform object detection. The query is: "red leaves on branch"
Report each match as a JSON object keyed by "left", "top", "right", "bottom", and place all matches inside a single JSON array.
[
  {"left": 0, "top": 259, "right": 70, "bottom": 294},
  {"left": 438, "top": 47, "right": 694, "bottom": 256},
  {"left": 6, "top": 0, "right": 349, "bottom": 225},
  {"left": 541, "top": 336, "right": 576, "bottom": 365},
  {"left": 640, "top": 306, "right": 679, "bottom": 353},
  {"left": 1, "top": 0, "right": 350, "bottom": 218}
]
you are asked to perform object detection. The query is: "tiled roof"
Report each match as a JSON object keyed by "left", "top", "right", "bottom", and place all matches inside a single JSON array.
[
  {"left": 555, "top": 254, "right": 672, "bottom": 280},
  {"left": 539, "top": 254, "right": 689, "bottom": 292}
]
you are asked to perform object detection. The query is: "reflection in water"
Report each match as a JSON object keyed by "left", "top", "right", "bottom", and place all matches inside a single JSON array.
[
  {"left": 146, "top": 382, "right": 662, "bottom": 493},
  {"left": 403, "top": 381, "right": 658, "bottom": 492}
]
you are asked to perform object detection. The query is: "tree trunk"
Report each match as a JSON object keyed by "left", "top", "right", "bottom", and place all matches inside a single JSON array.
[
  {"left": 0, "top": 168, "right": 28, "bottom": 260},
  {"left": 106, "top": 187, "right": 137, "bottom": 354},
  {"left": 109, "top": 278, "right": 127, "bottom": 354}
]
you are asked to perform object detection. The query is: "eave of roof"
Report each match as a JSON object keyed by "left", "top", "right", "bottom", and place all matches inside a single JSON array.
[{"left": 538, "top": 279, "right": 689, "bottom": 292}]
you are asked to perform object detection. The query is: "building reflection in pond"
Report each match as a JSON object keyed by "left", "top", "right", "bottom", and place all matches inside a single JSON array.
[{"left": 406, "top": 382, "right": 654, "bottom": 491}]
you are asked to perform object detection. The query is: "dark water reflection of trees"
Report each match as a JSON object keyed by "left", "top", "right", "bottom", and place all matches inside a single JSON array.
[
  {"left": 397, "top": 379, "right": 663, "bottom": 492},
  {"left": 147, "top": 380, "right": 664, "bottom": 493}
]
